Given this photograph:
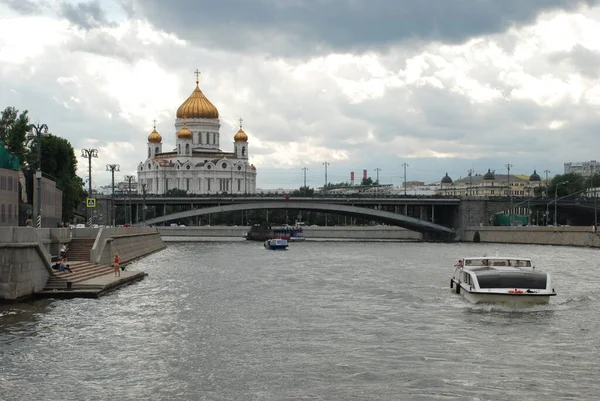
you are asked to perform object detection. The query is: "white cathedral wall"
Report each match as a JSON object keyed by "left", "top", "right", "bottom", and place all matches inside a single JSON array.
[{"left": 138, "top": 167, "right": 257, "bottom": 195}]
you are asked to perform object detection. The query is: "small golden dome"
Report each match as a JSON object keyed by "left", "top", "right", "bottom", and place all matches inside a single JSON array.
[
  {"left": 177, "top": 122, "right": 193, "bottom": 140},
  {"left": 176, "top": 73, "right": 219, "bottom": 119},
  {"left": 148, "top": 121, "right": 162, "bottom": 143},
  {"left": 233, "top": 117, "right": 248, "bottom": 142}
]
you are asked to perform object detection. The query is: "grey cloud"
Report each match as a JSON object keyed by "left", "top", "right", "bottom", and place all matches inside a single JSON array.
[
  {"left": 548, "top": 45, "right": 600, "bottom": 78},
  {"left": 1, "top": 0, "right": 40, "bottom": 14},
  {"left": 59, "top": 1, "right": 112, "bottom": 30},
  {"left": 129, "top": 0, "right": 599, "bottom": 56}
]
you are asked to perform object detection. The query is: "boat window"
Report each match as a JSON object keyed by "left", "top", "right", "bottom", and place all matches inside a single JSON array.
[{"left": 476, "top": 272, "right": 547, "bottom": 289}]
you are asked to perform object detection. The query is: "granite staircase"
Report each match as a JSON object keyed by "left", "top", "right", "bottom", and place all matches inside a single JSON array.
[
  {"left": 44, "top": 261, "right": 115, "bottom": 290},
  {"left": 65, "top": 238, "right": 95, "bottom": 262}
]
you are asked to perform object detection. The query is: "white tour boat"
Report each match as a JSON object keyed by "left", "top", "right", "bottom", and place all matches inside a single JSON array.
[{"left": 450, "top": 255, "right": 557, "bottom": 306}]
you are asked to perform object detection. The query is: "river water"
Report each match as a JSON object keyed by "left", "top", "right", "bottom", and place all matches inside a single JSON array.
[{"left": 1, "top": 239, "right": 599, "bottom": 401}]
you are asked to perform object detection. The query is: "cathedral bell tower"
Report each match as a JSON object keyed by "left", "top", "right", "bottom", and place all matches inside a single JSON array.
[{"left": 233, "top": 118, "right": 248, "bottom": 160}]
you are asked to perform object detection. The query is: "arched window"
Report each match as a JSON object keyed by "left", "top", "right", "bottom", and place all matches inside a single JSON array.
[
  {"left": 185, "top": 144, "right": 190, "bottom": 154},
  {"left": 178, "top": 144, "right": 181, "bottom": 153},
  {"left": 155, "top": 146, "right": 159, "bottom": 154},
  {"left": 242, "top": 146, "right": 246, "bottom": 156},
  {"left": 148, "top": 148, "right": 151, "bottom": 157}
]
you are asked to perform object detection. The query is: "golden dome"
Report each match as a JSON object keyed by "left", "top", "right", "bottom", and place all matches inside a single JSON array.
[
  {"left": 177, "top": 122, "right": 193, "bottom": 140},
  {"left": 176, "top": 73, "right": 219, "bottom": 119},
  {"left": 234, "top": 117, "right": 248, "bottom": 142},
  {"left": 148, "top": 121, "right": 162, "bottom": 143}
]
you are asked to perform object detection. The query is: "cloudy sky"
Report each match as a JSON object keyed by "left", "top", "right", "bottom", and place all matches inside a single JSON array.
[{"left": 2, "top": 0, "right": 600, "bottom": 190}]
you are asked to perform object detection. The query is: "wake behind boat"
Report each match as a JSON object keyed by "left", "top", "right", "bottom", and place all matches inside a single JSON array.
[{"left": 450, "top": 255, "right": 556, "bottom": 306}]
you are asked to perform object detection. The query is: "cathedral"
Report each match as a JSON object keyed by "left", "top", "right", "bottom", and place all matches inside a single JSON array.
[{"left": 137, "top": 72, "right": 257, "bottom": 195}]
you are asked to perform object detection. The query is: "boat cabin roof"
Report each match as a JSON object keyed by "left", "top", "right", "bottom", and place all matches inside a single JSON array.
[{"left": 460, "top": 257, "right": 533, "bottom": 271}]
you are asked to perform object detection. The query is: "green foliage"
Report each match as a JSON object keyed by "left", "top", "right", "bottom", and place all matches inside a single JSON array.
[
  {"left": 165, "top": 188, "right": 188, "bottom": 196},
  {"left": 25, "top": 134, "right": 84, "bottom": 222},
  {"left": 290, "top": 186, "right": 314, "bottom": 196},
  {"left": 361, "top": 177, "right": 374, "bottom": 186},
  {"left": 0, "top": 107, "right": 30, "bottom": 165}
]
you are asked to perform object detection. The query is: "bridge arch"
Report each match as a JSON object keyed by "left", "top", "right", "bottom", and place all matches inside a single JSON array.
[{"left": 140, "top": 201, "right": 455, "bottom": 237}]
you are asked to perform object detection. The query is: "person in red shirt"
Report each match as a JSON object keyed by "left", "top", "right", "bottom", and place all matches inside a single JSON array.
[{"left": 113, "top": 253, "right": 120, "bottom": 277}]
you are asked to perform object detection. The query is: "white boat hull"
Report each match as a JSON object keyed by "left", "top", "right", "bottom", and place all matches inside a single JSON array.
[{"left": 451, "top": 280, "right": 553, "bottom": 306}]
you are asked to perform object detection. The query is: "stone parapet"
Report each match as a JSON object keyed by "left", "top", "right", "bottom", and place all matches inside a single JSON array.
[{"left": 463, "top": 225, "right": 600, "bottom": 247}]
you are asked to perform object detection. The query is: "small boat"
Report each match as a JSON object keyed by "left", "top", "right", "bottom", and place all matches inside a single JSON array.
[
  {"left": 450, "top": 255, "right": 556, "bottom": 306},
  {"left": 246, "top": 224, "right": 305, "bottom": 242},
  {"left": 264, "top": 238, "right": 289, "bottom": 250}
]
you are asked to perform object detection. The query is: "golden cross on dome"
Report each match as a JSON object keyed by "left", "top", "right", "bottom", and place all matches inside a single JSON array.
[
  {"left": 239, "top": 117, "right": 243, "bottom": 129},
  {"left": 152, "top": 119, "right": 157, "bottom": 129},
  {"left": 194, "top": 69, "right": 201, "bottom": 84}
]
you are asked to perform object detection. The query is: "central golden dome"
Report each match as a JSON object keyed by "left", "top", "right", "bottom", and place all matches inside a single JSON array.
[{"left": 176, "top": 77, "right": 219, "bottom": 119}]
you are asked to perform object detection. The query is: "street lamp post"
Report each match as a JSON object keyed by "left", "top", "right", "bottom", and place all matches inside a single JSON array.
[
  {"left": 141, "top": 183, "right": 147, "bottom": 224},
  {"left": 106, "top": 164, "right": 120, "bottom": 226},
  {"left": 27, "top": 123, "right": 48, "bottom": 228},
  {"left": 81, "top": 148, "right": 98, "bottom": 226},
  {"left": 124, "top": 175, "right": 135, "bottom": 225},
  {"left": 322, "top": 162, "right": 330, "bottom": 190},
  {"left": 302, "top": 167, "right": 308, "bottom": 196},
  {"left": 506, "top": 163, "right": 513, "bottom": 224},
  {"left": 553, "top": 181, "right": 569, "bottom": 226},
  {"left": 402, "top": 163, "right": 409, "bottom": 195},
  {"left": 591, "top": 166, "right": 597, "bottom": 228},
  {"left": 544, "top": 169, "right": 551, "bottom": 196}
]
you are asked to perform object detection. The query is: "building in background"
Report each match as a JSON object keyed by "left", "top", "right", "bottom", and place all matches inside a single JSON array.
[
  {"left": 436, "top": 169, "right": 543, "bottom": 197},
  {"left": 564, "top": 160, "right": 600, "bottom": 177},
  {"left": 138, "top": 72, "right": 257, "bottom": 195}
]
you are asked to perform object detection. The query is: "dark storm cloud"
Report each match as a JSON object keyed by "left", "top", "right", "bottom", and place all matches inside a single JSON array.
[
  {"left": 59, "top": 1, "right": 112, "bottom": 29},
  {"left": 1, "top": 0, "right": 40, "bottom": 14},
  {"left": 129, "top": 0, "right": 599, "bottom": 55}
]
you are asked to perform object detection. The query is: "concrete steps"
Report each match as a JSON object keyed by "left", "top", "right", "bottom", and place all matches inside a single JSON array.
[
  {"left": 45, "top": 261, "right": 115, "bottom": 290},
  {"left": 65, "top": 238, "right": 95, "bottom": 262}
]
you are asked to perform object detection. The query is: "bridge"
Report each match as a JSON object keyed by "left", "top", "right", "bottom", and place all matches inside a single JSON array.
[{"left": 139, "top": 201, "right": 457, "bottom": 238}]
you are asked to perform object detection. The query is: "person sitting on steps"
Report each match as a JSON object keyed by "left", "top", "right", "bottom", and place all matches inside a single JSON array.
[{"left": 57, "top": 258, "right": 73, "bottom": 273}]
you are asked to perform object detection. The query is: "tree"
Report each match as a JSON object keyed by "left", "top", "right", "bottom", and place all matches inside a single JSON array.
[
  {"left": 165, "top": 188, "right": 187, "bottom": 196},
  {"left": 0, "top": 107, "right": 30, "bottom": 165},
  {"left": 361, "top": 177, "right": 374, "bottom": 186},
  {"left": 291, "top": 186, "right": 314, "bottom": 196},
  {"left": 25, "top": 134, "right": 85, "bottom": 222}
]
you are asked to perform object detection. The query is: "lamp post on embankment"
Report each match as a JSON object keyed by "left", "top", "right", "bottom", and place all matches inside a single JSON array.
[
  {"left": 27, "top": 123, "right": 49, "bottom": 228},
  {"left": 81, "top": 148, "right": 98, "bottom": 226},
  {"left": 106, "top": 164, "right": 120, "bottom": 226}
]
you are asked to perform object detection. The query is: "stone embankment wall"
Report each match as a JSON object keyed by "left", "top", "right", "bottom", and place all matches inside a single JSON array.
[
  {"left": 91, "top": 227, "right": 166, "bottom": 266},
  {"left": 0, "top": 228, "right": 53, "bottom": 301},
  {"left": 462, "top": 226, "right": 600, "bottom": 247},
  {"left": 0, "top": 227, "right": 166, "bottom": 301},
  {"left": 158, "top": 226, "right": 422, "bottom": 240}
]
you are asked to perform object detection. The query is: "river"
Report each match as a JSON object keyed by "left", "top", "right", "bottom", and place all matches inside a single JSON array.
[{"left": 1, "top": 240, "right": 599, "bottom": 400}]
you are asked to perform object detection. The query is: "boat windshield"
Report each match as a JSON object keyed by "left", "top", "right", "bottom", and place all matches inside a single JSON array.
[
  {"left": 476, "top": 271, "right": 547, "bottom": 289},
  {"left": 464, "top": 259, "right": 531, "bottom": 267}
]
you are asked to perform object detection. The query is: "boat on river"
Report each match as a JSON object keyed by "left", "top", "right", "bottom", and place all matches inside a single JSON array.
[
  {"left": 450, "top": 255, "right": 556, "bottom": 306},
  {"left": 245, "top": 224, "right": 305, "bottom": 242},
  {"left": 264, "top": 238, "right": 289, "bottom": 250}
]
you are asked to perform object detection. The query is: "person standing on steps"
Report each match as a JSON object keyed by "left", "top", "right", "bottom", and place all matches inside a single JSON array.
[{"left": 113, "top": 253, "right": 120, "bottom": 277}]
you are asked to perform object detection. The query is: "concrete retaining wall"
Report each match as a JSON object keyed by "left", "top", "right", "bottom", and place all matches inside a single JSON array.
[
  {"left": 90, "top": 227, "right": 165, "bottom": 264},
  {"left": 97, "top": 231, "right": 166, "bottom": 266},
  {"left": 463, "top": 226, "right": 600, "bottom": 247},
  {"left": 158, "top": 226, "right": 422, "bottom": 240},
  {"left": 0, "top": 228, "right": 53, "bottom": 301}
]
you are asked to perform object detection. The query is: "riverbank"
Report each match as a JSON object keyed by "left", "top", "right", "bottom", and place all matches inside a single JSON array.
[
  {"left": 0, "top": 226, "right": 166, "bottom": 301},
  {"left": 158, "top": 225, "right": 600, "bottom": 248}
]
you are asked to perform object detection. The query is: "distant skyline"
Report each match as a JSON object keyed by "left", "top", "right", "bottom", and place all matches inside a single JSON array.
[{"left": 2, "top": 1, "right": 600, "bottom": 189}]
